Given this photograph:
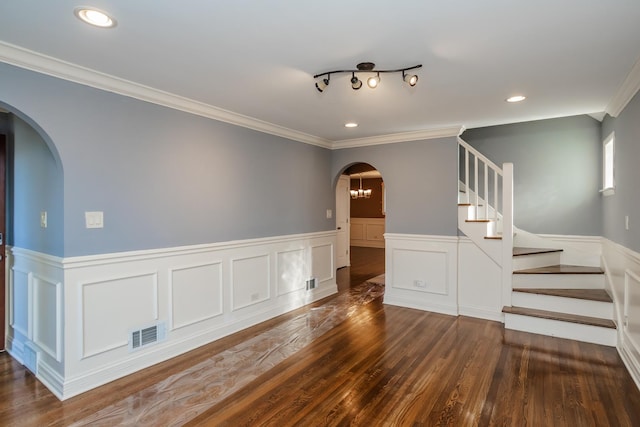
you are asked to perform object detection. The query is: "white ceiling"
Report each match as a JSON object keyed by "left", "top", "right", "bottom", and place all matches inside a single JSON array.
[{"left": 1, "top": 1, "right": 640, "bottom": 147}]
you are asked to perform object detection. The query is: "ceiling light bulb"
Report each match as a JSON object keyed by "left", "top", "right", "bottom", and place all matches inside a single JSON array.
[
  {"left": 404, "top": 73, "right": 418, "bottom": 86},
  {"left": 351, "top": 73, "right": 362, "bottom": 90},
  {"left": 74, "top": 7, "right": 116, "bottom": 28},
  {"left": 367, "top": 74, "right": 380, "bottom": 89},
  {"left": 315, "top": 78, "right": 330, "bottom": 93},
  {"left": 345, "top": 122, "right": 358, "bottom": 128},
  {"left": 506, "top": 95, "right": 526, "bottom": 103}
]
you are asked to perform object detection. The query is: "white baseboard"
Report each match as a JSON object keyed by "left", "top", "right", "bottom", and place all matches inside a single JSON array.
[
  {"left": 383, "top": 296, "right": 458, "bottom": 317},
  {"left": 458, "top": 306, "right": 504, "bottom": 322}
]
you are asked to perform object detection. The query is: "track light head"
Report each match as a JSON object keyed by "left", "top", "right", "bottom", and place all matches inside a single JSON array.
[
  {"left": 367, "top": 73, "right": 380, "bottom": 89},
  {"left": 403, "top": 71, "right": 418, "bottom": 87},
  {"left": 351, "top": 73, "right": 362, "bottom": 90},
  {"left": 315, "top": 77, "right": 330, "bottom": 93}
]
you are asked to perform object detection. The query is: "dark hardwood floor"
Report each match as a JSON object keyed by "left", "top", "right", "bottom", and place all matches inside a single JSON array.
[{"left": 1, "top": 246, "right": 640, "bottom": 426}]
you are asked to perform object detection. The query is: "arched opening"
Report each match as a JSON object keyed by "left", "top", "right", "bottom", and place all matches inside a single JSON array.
[
  {"left": 0, "top": 102, "right": 64, "bottom": 352},
  {"left": 335, "top": 162, "right": 385, "bottom": 294}
]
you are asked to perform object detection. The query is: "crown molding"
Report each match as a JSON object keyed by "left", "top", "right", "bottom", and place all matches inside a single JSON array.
[
  {"left": 0, "top": 41, "right": 464, "bottom": 150},
  {"left": 0, "top": 41, "right": 333, "bottom": 149},
  {"left": 606, "top": 56, "right": 640, "bottom": 118},
  {"left": 331, "top": 126, "right": 463, "bottom": 150}
]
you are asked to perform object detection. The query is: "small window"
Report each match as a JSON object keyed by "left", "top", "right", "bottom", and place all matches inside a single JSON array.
[{"left": 602, "top": 132, "right": 615, "bottom": 196}]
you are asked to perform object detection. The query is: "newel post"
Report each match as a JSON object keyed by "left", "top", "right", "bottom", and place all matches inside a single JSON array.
[{"left": 501, "top": 163, "right": 514, "bottom": 309}]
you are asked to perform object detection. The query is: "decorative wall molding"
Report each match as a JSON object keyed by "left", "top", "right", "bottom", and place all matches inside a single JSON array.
[
  {"left": 606, "top": 56, "right": 640, "bottom": 118},
  {"left": 602, "top": 238, "right": 640, "bottom": 391},
  {"left": 0, "top": 41, "right": 463, "bottom": 150},
  {"left": 384, "top": 234, "right": 458, "bottom": 316},
  {"left": 332, "top": 127, "right": 462, "bottom": 149},
  {"left": 6, "top": 231, "right": 338, "bottom": 400},
  {"left": 350, "top": 218, "right": 385, "bottom": 248}
]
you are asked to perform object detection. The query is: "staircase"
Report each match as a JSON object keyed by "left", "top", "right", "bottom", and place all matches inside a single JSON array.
[{"left": 458, "top": 137, "right": 617, "bottom": 347}]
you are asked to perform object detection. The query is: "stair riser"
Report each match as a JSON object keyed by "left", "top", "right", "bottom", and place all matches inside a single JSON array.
[
  {"left": 511, "top": 292, "right": 613, "bottom": 320},
  {"left": 512, "top": 274, "right": 604, "bottom": 289},
  {"left": 504, "top": 313, "right": 616, "bottom": 346},
  {"left": 512, "top": 252, "right": 562, "bottom": 270}
]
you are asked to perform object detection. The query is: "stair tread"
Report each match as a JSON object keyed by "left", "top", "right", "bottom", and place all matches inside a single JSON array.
[
  {"left": 513, "top": 288, "right": 612, "bottom": 303},
  {"left": 513, "top": 247, "right": 563, "bottom": 257},
  {"left": 514, "top": 264, "right": 604, "bottom": 274},
  {"left": 465, "top": 219, "right": 491, "bottom": 223},
  {"left": 502, "top": 306, "right": 616, "bottom": 329},
  {"left": 484, "top": 236, "right": 502, "bottom": 240}
]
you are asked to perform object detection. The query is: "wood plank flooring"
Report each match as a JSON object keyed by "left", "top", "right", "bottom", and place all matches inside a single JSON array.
[{"left": 1, "top": 247, "right": 640, "bottom": 426}]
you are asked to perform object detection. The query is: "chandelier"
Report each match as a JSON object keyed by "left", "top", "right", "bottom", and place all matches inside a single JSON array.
[
  {"left": 314, "top": 62, "right": 422, "bottom": 93},
  {"left": 351, "top": 174, "right": 372, "bottom": 199}
]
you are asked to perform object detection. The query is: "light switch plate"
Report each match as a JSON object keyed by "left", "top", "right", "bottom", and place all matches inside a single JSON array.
[
  {"left": 40, "top": 211, "right": 47, "bottom": 228},
  {"left": 326, "top": 209, "right": 332, "bottom": 219},
  {"left": 85, "top": 211, "right": 104, "bottom": 228}
]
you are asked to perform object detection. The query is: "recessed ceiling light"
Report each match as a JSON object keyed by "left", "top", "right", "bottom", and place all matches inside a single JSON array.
[
  {"left": 506, "top": 95, "right": 526, "bottom": 103},
  {"left": 74, "top": 7, "right": 117, "bottom": 28},
  {"left": 345, "top": 122, "right": 358, "bottom": 128}
]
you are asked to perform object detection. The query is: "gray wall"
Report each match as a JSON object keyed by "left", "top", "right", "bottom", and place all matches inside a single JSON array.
[
  {"left": 332, "top": 137, "right": 459, "bottom": 236},
  {"left": 602, "top": 91, "right": 640, "bottom": 253},
  {"left": 462, "top": 115, "right": 602, "bottom": 236},
  {"left": 0, "top": 62, "right": 334, "bottom": 256},
  {"left": 10, "top": 115, "right": 64, "bottom": 255}
]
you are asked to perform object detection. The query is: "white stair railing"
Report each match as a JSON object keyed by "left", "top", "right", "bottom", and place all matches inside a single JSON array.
[{"left": 458, "top": 136, "right": 514, "bottom": 308}]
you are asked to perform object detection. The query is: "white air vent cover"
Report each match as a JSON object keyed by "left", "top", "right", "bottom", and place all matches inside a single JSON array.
[{"left": 129, "top": 322, "right": 166, "bottom": 352}]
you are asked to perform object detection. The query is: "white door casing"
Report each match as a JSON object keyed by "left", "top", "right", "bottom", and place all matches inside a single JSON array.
[{"left": 336, "top": 175, "right": 350, "bottom": 268}]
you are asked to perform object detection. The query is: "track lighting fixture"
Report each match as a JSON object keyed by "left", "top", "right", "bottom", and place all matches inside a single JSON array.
[{"left": 314, "top": 62, "right": 422, "bottom": 93}]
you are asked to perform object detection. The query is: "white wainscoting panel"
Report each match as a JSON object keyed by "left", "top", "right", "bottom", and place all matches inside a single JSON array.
[
  {"left": 170, "top": 262, "right": 223, "bottom": 330},
  {"left": 10, "top": 267, "right": 30, "bottom": 339},
  {"left": 457, "top": 238, "right": 503, "bottom": 322},
  {"left": 602, "top": 239, "right": 640, "bottom": 390},
  {"left": 7, "top": 232, "right": 338, "bottom": 400},
  {"left": 311, "top": 244, "right": 334, "bottom": 283},
  {"left": 231, "top": 254, "right": 270, "bottom": 311},
  {"left": 81, "top": 273, "right": 159, "bottom": 359},
  {"left": 350, "top": 218, "right": 385, "bottom": 248},
  {"left": 33, "top": 275, "right": 63, "bottom": 362},
  {"left": 384, "top": 234, "right": 458, "bottom": 316},
  {"left": 277, "top": 249, "right": 306, "bottom": 296}
]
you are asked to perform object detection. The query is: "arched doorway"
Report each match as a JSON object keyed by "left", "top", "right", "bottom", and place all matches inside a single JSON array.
[{"left": 335, "top": 162, "right": 385, "bottom": 292}]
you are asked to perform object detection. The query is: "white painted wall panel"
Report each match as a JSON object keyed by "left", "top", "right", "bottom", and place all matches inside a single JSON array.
[
  {"left": 391, "top": 249, "right": 447, "bottom": 295},
  {"left": 457, "top": 239, "right": 502, "bottom": 321},
  {"left": 351, "top": 218, "right": 385, "bottom": 248},
  {"left": 625, "top": 270, "right": 640, "bottom": 354},
  {"left": 10, "top": 268, "right": 29, "bottom": 338},
  {"left": 33, "top": 276, "right": 62, "bottom": 361},
  {"left": 231, "top": 255, "right": 270, "bottom": 310},
  {"left": 277, "top": 249, "right": 306, "bottom": 296},
  {"left": 311, "top": 244, "right": 333, "bottom": 283},
  {"left": 170, "top": 262, "right": 223, "bottom": 330},
  {"left": 384, "top": 234, "right": 458, "bottom": 316},
  {"left": 81, "top": 273, "right": 159, "bottom": 358}
]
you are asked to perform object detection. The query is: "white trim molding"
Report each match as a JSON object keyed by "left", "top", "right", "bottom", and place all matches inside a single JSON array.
[
  {"left": 6, "top": 231, "right": 338, "bottom": 400},
  {"left": 0, "top": 41, "right": 464, "bottom": 150},
  {"left": 606, "top": 56, "right": 640, "bottom": 118},
  {"left": 384, "top": 233, "right": 459, "bottom": 316},
  {"left": 602, "top": 238, "right": 640, "bottom": 391}
]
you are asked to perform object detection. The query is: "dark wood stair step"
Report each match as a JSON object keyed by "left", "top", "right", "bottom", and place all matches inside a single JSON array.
[
  {"left": 514, "top": 264, "right": 604, "bottom": 274},
  {"left": 502, "top": 306, "right": 616, "bottom": 329},
  {"left": 484, "top": 235, "right": 502, "bottom": 240},
  {"left": 513, "top": 288, "right": 612, "bottom": 303},
  {"left": 465, "top": 219, "right": 490, "bottom": 223},
  {"left": 513, "top": 247, "right": 563, "bottom": 257}
]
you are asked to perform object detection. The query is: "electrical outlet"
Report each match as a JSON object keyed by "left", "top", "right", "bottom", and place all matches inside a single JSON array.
[{"left": 414, "top": 280, "right": 427, "bottom": 289}]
